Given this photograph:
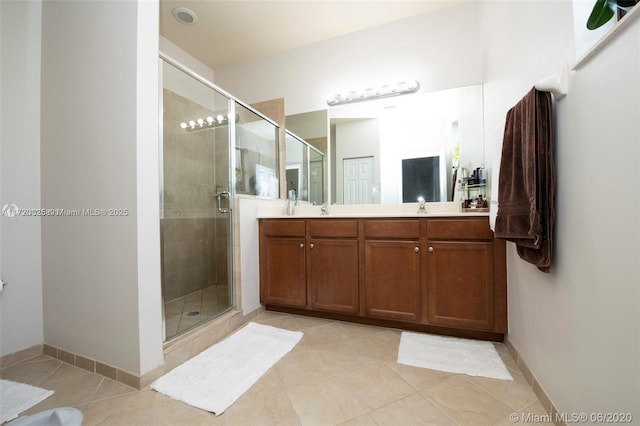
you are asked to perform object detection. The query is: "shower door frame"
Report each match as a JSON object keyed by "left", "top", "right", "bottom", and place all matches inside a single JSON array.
[{"left": 158, "top": 54, "right": 238, "bottom": 343}]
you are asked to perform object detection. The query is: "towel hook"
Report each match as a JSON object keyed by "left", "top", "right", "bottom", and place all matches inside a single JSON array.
[{"left": 535, "top": 64, "right": 568, "bottom": 100}]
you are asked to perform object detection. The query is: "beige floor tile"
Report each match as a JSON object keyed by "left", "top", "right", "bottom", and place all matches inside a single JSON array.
[
  {"left": 253, "top": 311, "right": 289, "bottom": 324},
  {"left": 252, "top": 315, "right": 304, "bottom": 332},
  {"left": 336, "top": 412, "right": 378, "bottom": 426},
  {"left": 354, "top": 329, "right": 401, "bottom": 364},
  {"left": 44, "top": 362, "right": 93, "bottom": 382},
  {"left": 289, "top": 314, "right": 334, "bottom": 331},
  {"left": 276, "top": 350, "right": 336, "bottom": 387},
  {"left": 285, "top": 376, "right": 367, "bottom": 426},
  {"left": 494, "top": 401, "right": 554, "bottom": 425},
  {"left": 3, "top": 313, "right": 542, "bottom": 426},
  {"left": 83, "top": 376, "right": 138, "bottom": 404},
  {"left": 0, "top": 357, "right": 62, "bottom": 386},
  {"left": 338, "top": 364, "right": 414, "bottom": 410},
  {"left": 325, "top": 336, "right": 389, "bottom": 368},
  {"left": 494, "top": 343, "right": 518, "bottom": 371},
  {"left": 222, "top": 391, "right": 300, "bottom": 425},
  {"left": 421, "top": 375, "right": 515, "bottom": 425},
  {"left": 370, "top": 393, "right": 455, "bottom": 425},
  {"left": 465, "top": 369, "right": 540, "bottom": 411},
  {"left": 25, "top": 372, "right": 105, "bottom": 414},
  {"left": 234, "top": 368, "right": 284, "bottom": 404},
  {"left": 316, "top": 344, "right": 376, "bottom": 374},
  {"left": 296, "top": 322, "right": 346, "bottom": 348},
  {"left": 385, "top": 361, "right": 452, "bottom": 392},
  {"left": 166, "top": 412, "right": 223, "bottom": 425},
  {"left": 334, "top": 321, "right": 392, "bottom": 340},
  {"left": 4, "top": 354, "right": 52, "bottom": 367},
  {"left": 77, "top": 389, "right": 205, "bottom": 425}
]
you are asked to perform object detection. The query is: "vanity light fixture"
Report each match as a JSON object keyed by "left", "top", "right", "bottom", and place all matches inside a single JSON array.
[
  {"left": 326, "top": 80, "right": 420, "bottom": 106},
  {"left": 179, "top": 113, "right": 237, "bottom": 132}
]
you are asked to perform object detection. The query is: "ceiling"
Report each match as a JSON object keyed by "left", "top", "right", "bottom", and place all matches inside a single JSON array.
[{"left": 159, "top": 1, "right": 465, "bottom": 70}]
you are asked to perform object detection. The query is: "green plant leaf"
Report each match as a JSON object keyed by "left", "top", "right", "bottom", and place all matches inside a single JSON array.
[{"left": 587, "top": 0, "right": 616, "bottom": 30}]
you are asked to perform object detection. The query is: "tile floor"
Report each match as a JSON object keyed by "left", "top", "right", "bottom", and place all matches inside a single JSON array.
[{"left": 1, "top": 311, "right": 552, "bottom": 425}]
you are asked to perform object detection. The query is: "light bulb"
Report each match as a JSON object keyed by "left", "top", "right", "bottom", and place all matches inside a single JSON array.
[
  {"left": 189, "top": 120, "right": 195, "bottom": 128},
  {"left": 206, "top": 116, "right": 214, "bottom": 124},
  {"left": 197, "top": 118, "right": 204, "bottom": 126},
  {"left": 180, "top": 122, "right": 188, "bottom": 129},
  {"left": 216, "top": 114, "right": 224, "bottom": 123}
]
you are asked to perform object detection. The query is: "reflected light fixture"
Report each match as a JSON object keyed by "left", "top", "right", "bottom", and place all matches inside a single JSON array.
[
  {"left": 326, "top": 80, "right": 420, "bottom": 106},
  {"left": 179, "top": 113, "right": 237, "bottom": 132}
]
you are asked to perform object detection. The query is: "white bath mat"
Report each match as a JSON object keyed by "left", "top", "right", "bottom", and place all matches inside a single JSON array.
[
  {"left": 0, "top": 379, "right": 55, "bottom": 423},
  {"left": 398, "top": 332, "right": 513, "bottom": 381},
  {"left": 152, "top": 322, "right": 303, "bottom": 415}
]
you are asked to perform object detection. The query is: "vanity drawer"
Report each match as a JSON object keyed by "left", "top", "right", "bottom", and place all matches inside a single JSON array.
[
  {"left": 427, "top": 218, "right": 493, "bottom": 240},
  {"left": 364, "top": 220, "right": 420, "bottom": 239},
  {"left": 308, "top": 219, "right": 358, "bottom": 238},
  {"left": 261, "top": 219, "right": 306, "bottom": 237}
]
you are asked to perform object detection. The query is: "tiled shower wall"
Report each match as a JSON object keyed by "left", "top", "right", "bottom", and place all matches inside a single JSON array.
[{"left": 161, "top": 89, "right": 230, "bottom": 303}]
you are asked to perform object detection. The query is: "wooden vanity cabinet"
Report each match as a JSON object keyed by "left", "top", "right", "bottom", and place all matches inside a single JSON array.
[
  {"left": 307, "top": 220, "right": 359, "bottom": 314},
  {"left": 259, "top": 220, "right": 307, "bottom": 307},
  {"left": 425, "top": 219, "right": 507, "bottom": 333},
  {"left": 259, "top": 216, "right": 507, "bottom": 340},
  {"left": 363, "top": 220, "right": 422, "bottom": 322}
]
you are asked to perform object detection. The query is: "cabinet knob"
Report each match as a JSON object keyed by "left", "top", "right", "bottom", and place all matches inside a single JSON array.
[
  {"left": 414, "top": 247, "right": 420, "bottom": 252},
  {"left": 299, "top": 243, "right": 304, "bottom": 248},
  {"left": 310, "top": 243, "right": 315, "bottom": 249},
  {"left": 428, "top": 246, "right": 434, "bottom": 252}
]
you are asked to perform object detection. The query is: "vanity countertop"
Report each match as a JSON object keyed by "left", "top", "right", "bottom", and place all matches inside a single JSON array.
[{"left": 256, "top": 202, "right": 490, "bottom": 218}]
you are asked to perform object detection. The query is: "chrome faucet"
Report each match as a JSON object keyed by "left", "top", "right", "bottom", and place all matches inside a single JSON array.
[
  {"left": 320, "top": 202, "right": 329, "bottom": 215},
  {"left": 417, "top": 196, "right": 427, "bottom": 214}
]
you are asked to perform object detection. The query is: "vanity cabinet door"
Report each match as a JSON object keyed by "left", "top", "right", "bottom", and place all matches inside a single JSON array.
[
  {"left": 308, "top": 239, "right": 359, "bottom": 313},
  {"left": 426, "top": 241, "right": 495, "bottom": 331},
  {"left": 260, "top": 237, "right": 307, "bottom": 307},
  {"left": 364, "top": 240, "right": 422, "bottom": 322},
  {"left": 259, "top": 219, "right": 307, "bottom": 308}
]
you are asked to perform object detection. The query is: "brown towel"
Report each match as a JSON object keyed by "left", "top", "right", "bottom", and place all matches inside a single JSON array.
[{"left": 495, "top": 87, "right": 555, "bottom": 272}]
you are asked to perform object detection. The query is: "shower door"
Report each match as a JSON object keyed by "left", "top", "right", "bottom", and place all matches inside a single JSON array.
[{"left": 160, "top": 59, "right": 233, "bottom": 341}]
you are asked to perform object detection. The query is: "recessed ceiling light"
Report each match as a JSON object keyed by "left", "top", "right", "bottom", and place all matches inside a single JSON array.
[{"left": 172, "top": 7, "right": 197, "bottom": 25}]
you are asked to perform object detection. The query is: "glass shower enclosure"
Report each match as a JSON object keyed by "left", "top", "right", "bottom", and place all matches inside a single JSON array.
[{"left": 159, "top": 57, "right": 279, "bottom": 341}]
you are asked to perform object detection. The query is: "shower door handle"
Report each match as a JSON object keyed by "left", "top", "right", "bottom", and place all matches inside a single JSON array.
[{"left": 216, "top": 191, "right": 231, "bottom": 214}]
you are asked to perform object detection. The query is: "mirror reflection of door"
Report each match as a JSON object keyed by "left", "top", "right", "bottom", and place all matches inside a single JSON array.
[
  {"left": 343, "top": 156, "right": 374, "bottom": 204},
  {"left": 286, "top": 166, "right": 300, "bottom": 199},
  {"left": 309, "top": 160, "right": 323, "bottom": 205}
]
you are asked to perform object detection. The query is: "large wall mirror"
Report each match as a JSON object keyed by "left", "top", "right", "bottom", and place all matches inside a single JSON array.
[
  {"left": 284, "top": 84, "right": 485, "bottom": 206},
  {"left": 285, "top": 110, "right": 328, "bottom": 204},
  {"left": 284, "top": 130, "right": 325, "bottom": 205},
  {"left": 329, "top": 84, "right": 485, "bottom": 205}
]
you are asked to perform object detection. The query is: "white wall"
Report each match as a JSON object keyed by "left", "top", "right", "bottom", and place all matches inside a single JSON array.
[
  {"left": 237, "top": 197, "right": 283, "bottom": 315},
  {"left": 481, "top": 0, "right": 639, "bottom": 416},
  {"left": 40, "top": 0, "right": 163, "bottom": 375},
  {"left": 160, "top": 36, "right": 215, "bottom": 83},
  {"left": 214, "top": 2, "right": 483, "bottom": 115},
  {"left": 0, "top": 0, "right": 44, "bottom": 357},
  {"left": 135, "top": 0, "right": 164, "bottom": 375}
]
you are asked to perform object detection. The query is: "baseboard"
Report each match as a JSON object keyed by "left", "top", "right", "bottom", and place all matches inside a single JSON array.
[
  {"left": 505, "top": 337, "right": 565, "bottom": 426},
  {"left": 1, "top": 306, "right": 264, "bottom": 390}
]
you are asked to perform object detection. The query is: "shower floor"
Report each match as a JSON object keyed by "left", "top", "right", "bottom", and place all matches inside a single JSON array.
[{"left": 164, "top": 284, "right": 231, "bottom": 339}]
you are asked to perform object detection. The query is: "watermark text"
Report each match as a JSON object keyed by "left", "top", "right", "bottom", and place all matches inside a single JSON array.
[{"left": 2, "top": 203, "right": 129, "bottom": 218}]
